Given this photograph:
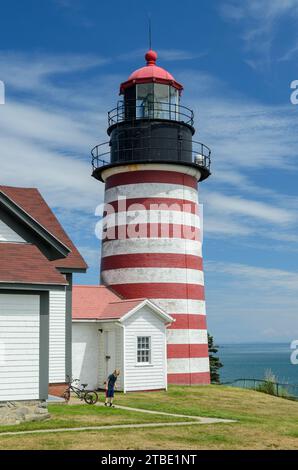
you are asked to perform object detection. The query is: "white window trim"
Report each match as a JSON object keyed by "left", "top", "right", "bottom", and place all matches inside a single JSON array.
[{"left": 135, "top": 335, "right": 152, "bottom": 366}]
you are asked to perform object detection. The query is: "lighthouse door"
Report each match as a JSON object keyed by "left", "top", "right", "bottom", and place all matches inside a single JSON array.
[{"left": 104, "top": 330, "right": 116, "bottom": 377}]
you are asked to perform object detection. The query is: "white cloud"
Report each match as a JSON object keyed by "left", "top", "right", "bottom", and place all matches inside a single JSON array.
[
  {"left": 205, "top": 191, "right": 295, "bottom": 225},
  {"left": 206, "top": 261, "right": 298, "bottom": 291},
  {"left": 0, "top": 52, "right": 109, "bottom": 214},
  {"left": 0, "top": 52, "right": 108, "bottom": 94},
  {"left": 205, "top": 260, "right": 298, "bottom": 342},
  {"left": 0, "top": 135, "right": 102, "bottom": 211},
  {"left": 158, "top": 49, "right": 207, "bottom": 62},
  {"left": 176, "top": 70, "right": 298, "bottom": 241},
  {"left": 203, "top": 216, "right": 254, "bottom": 237},
  {"left": 0, "top": 101, "right": 97, "bottom": 151},
  {"left": 218, "top": 0, "right": 298, "bottom": 69},
  {"left": 278, "top": 41, "right": 298, "bottom": 61}
]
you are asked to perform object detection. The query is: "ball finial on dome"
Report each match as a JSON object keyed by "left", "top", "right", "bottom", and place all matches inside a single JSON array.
[{"left": 145, "top": 49, "right": 158, "bottom": 65}]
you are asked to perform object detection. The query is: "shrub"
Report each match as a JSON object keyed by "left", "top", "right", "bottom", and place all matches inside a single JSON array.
[{"left": 257, "top": 369, "right": 289, "bottom": 398}]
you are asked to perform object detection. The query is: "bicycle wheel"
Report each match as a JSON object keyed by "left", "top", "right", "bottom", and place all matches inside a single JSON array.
[
  {"left": 63, "top": 389, "right": 71, "bottom": 402},
  {"left": 83, "top": 391, "right": 98, "bottom": 405}
]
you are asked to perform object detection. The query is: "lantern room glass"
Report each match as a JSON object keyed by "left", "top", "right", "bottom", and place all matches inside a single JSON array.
[{"left": 136, "top": 84, "right": 179, "bottom": 120}]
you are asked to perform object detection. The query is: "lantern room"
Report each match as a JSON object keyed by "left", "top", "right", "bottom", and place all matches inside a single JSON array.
[
  {"left": 91, "top": 49, "right": 211, "bottom": 182},
  {"left": 119, "top": 50, "right": 183, "bottom": 122}
]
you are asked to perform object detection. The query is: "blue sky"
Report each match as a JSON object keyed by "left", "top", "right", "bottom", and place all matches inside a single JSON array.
[{"left": 1, "top": 0, "right": 298, "bottom": 342}]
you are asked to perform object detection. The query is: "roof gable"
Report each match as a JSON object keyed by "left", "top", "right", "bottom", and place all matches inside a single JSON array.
[
  {"left": 0, "top": 186, "right": 87, "bottom": 271},
  {"left": 0, "top": 190, "right": 70, "bottom": 259},
  {"left": 119, "top": 299, "right": 174, "bottom": 324},
  {"left": 0, "top": 217, "right": 26, "bottom": 243}
]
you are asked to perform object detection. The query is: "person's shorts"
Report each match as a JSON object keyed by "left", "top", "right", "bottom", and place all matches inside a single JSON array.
[{"left": 107, "top": 387, "right": 114, "bottom": 398}]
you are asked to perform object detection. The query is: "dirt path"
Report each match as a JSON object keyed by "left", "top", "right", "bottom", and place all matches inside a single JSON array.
[
  {"left": 0, "top": 419, "right": 234, "bottom": 437},
  {"left": 95, "top": 402, "right": 235, "bottom": 423}
]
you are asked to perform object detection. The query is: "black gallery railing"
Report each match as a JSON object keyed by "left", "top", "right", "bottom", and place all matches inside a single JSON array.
[
  {"left": 108, "top": 101, "right": 194, "bottom": 127},
  {"left": 91, "top": 137, "right": 211, "bottom": 173}
]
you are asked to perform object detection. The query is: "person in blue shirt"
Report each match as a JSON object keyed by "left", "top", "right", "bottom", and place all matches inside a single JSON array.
[{"left": 104, "top": 369, "right": 120, "bottom": 408}]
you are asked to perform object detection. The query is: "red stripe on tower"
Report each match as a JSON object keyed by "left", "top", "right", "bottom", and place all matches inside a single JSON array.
[
  {"left": 169, "top": 314, "right": 207, "bottom": 330},
  {"left": 167, "top": 343, "right": 209, "bottom": 358},
  {"left": 101, "top": 254, "right": 203, "bottom": 270},
  {"left": 102, "top": 224, "right": 200, "bottom": 242},
  {"left": 105, "top": 170, "right": 198, "bottom": 190},
  {"left": 108, "top": 283, "right": 205, "bottom": 300},
  {"left": 106, "top": 198, "right": 198, "bottom": 215}
]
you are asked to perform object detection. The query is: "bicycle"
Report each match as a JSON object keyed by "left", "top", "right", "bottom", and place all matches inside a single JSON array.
[{"left": 63, "top": 377, "right": 98, "bottom": 405}]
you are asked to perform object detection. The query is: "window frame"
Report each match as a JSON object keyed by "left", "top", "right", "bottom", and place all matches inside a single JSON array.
[
  {"left": 136, "top": 336, "right": 151, "bottom": 365},
  {"left": 135, "top": 83, "right": 180, "bottom": 121}
]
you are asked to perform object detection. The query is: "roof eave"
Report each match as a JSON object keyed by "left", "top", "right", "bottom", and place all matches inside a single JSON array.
[
  {"left": 0, "top": 191, "right": 71, "bottom": 259},
  {"left": 57, "top": 266, "right": 88, "bottom": 274},
  {"left": 120, "top": 77, "right": 183, "bottom": 95},
  {"left": 119, "top": 299, "right": 175, "bottom": 324},
  {"left": 73, "top": 318, "right": 119, "bottom": 322},
  {"left": 0, "top": 280, "right": 68, "bottom": 288}
]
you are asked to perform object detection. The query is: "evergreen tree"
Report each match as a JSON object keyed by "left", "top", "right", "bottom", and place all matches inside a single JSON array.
[{"left": 208, "top": 333, "right": 223, "bottom": 384}]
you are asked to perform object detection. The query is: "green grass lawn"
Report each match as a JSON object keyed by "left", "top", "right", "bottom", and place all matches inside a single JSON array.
[{"left": 0, "top": 385, "right": 298, "bottom": 449}]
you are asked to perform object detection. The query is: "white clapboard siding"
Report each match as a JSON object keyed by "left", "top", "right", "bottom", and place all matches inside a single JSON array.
[
  {"left": 123, "top": 305, "right": 166, "bottom": 391},
  {"left": 0, "top": 293, "right": 40, "bottom": 401},
  {"left": 0, "top": 219, "right": 26, "bottom": 243},
  {"left": 49, "top": 290, "right": 66, "bottom": 383}
]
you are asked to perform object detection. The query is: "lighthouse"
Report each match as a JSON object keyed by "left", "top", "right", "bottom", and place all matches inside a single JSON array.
[{"left": 91, "top": 49, "right": 211, "bottom": 385}]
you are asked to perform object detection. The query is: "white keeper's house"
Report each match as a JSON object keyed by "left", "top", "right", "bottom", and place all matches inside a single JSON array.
[
  {"left": 72, "top": 285, "right": 174, "bottom": 392},
  {"left": 0, "top": 185, "right": 87, "bottom": 402}
]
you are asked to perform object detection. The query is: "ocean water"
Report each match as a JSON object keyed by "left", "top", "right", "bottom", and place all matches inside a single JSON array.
[{"left": 218, "top": 343, "right": 298, "bottom": 385}]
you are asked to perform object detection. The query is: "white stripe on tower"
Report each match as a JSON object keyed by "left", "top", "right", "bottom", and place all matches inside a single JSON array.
[
  {"left": 105, "top": 182, "right": 199, "bottom": 204},
  {"left": 101, "top": 165, "right": 210, "bottom": 385},
  {"left": 104, "top": 210, "right": 200, "bottom": 229},
  {"left": 101, "top": 267, "right": 204, "bottom": 286},
  {"left": 102, "top": 239, "right": 202, "bottom": 257}
]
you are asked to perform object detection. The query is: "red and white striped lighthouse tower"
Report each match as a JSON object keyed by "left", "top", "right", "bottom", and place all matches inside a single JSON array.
[{"left": 92, "top": 50, "right": 211, "bottom": 385}]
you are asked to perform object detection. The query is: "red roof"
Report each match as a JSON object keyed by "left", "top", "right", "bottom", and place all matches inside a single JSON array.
[
  {"left": 0, "top": 243, "right": 67, "bottom": 285},
  {"left": 0, "top": 186, "right": 87, "bottom": 271},
  {"left": 72, "top": 285, "right": 146, "bottom": 320},
  {"left": 120, "top": 50, "right": 183, "bottom": 94}
]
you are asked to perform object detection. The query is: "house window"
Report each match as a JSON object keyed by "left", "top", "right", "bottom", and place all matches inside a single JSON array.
[{"left": 137, "top": 336, "right": 151, "bottom": 363}]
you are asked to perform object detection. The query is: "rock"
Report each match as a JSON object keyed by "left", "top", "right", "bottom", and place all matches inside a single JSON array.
[
  {"left": 0, "top": 408, "right": 9, "bottom": 417},
  {"left": 0, "top": 401, "right": 50, "bottom": 425},
  {"left": 16, "top": 407, "right": 30, "bottom": 415},
  {"left": 7, "top": 402, "right": 17, "bottom": 409},
  {"left": 28, "top": 414, "right": 50, "bottom": 422},
  {"left": 34, "top": 406, "right": 49, "bottom": 414}
]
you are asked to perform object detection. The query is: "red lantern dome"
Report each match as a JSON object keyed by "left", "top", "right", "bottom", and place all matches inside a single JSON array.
[{"left": 120, "top": 49, "right": 183, "bottom": 94}]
